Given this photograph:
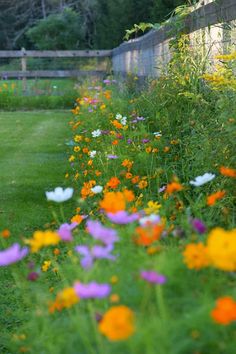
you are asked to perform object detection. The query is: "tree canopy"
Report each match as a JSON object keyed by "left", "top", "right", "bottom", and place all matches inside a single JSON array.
[{"left": 0, "top": 0, "right": 189, "bottom": 50}]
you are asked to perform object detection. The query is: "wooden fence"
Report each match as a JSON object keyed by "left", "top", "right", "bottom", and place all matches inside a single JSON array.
[
  {"left": 112, "top": 0, "right": 236, "bottom": 77},
  {"left": 1, "top": 0, "right": 236, "bottom": 81}
]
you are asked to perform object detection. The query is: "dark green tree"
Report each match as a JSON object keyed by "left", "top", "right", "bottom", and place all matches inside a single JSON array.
[{"left": 26, "top": 8, "right": 86, "bottom": 49}]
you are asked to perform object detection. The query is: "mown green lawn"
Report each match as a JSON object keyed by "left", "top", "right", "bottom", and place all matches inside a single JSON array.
[{"left": 0, "top": 111, "right": 75, "bottom": 352}]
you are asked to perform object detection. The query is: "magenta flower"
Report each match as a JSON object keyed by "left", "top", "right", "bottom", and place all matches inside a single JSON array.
[
  {"left": 0, "top": 243, "right": 28, "bottom": 266},
  {"left": 140, "top": 270, "right": 166, "bottom": 284},
  {"left": 106, "top": 211, "right": 139, "bottom": 224},
  {"left": 141, "top": 139, "right": 150, "bottom": 144},
  {"left": 74, "top": 281, "right": 111, "bottom": 299},
  {"left": 27, "top": 272, "right": 39, "bottom": 281},
  {"left": 191, "top": 218, "right": 206, "bottom": 234},
  {"left": 57, "top": 222, "right": 78, "bottom": 242},
  {"left": 86, "top": 220, "right": 119, "bottom": 245},
  {"left": 75, "top": 244, "right": 116, "bottom": 269}
]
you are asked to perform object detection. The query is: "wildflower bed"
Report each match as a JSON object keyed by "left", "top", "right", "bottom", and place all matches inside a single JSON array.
[{"left": 1, "top": 65, "right": 236, "bottom": 352}]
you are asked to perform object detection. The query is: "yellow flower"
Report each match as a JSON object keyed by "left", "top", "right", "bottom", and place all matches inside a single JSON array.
[
  {"left": 144, "top": 201, "right": 161, "bottom": 214},
  {"left": 183, "top": 243, "right": 210, "bottom": 270},
  {"left": 138, "top": 180, "right": 148, "bottom": 189},
  {"left": 69, "top": 155, "right": 75, "bottom": 162},
  {"left": 99, "top": 305, "right": 135, "bottom": 341},
  {"left": 49, "top": 287, "right": 79, "bottom": 313},
  {"left": 74, "top": 135, "right": 83, "bottom": 142},
  {"left": 145, "top": 146, "right": 152, "bottom": 153},
  {"left": 206, "top": 228, "right": 236, "bottom": 271},
  {"left": 26, "top": 230, "right": 60, "bottom": 253},
  {"left": 42, "top": 260, "right": 51, "bottom": 272}
]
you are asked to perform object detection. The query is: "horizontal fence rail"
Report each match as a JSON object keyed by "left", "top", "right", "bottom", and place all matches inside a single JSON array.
[
  {"left": 0, "top": 50, "right": 112, "bottom": 58},
  {"left": 1, "top": 70, "right": 107, "bottom": 79},
  {"left": 0, "top": 49, "right": 111, "bottom": 82}
]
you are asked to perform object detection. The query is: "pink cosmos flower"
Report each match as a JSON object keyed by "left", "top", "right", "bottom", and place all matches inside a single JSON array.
[
  {"left": 74, "top": 281, "right": 111, "bottom": 299},
  {"left": 75, "top": 244, "right": 116, "bottom": 269},
  {"left": 57, "top": 222, "right": 78, "bottom": 242},
  {"left": 106, "top": 211, "right": 140, "bottom": 224},
  {"left": 107, "top": 154, "right": 118, "bottom": 159},
  {"left": 140, "top": 270, "right": 166, "bottom": 284},
  {"left": 0, "top": 243, "right": 28, "bottom": 266},
  {"left": 86, "top": 220, "right": 119, "bottom": 245}
]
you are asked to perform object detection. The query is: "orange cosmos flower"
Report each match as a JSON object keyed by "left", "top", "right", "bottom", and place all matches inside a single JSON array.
[
  {"left": 165, "top": 182, "right": 183, "bottom": 195},
  {"left": 207, "top": 191, "right": 226, "bottom": 206},
  {"left": 125, "top": 172, "right": 133, "bottom": 179},
  {"left": 99, "top": 305, "right": 135, "bottom": 341},
  {"left": 183, "top": 243, "right": 210, "bottom": 270},
  {"left": 122, "top": 159, "right": 133, "bottom": 171},
  {"left": 95, "top": 170, "right": 102, "bottom": 176},
  {"left": 106, "top": 177, "right": 121, "bottom": 189},
  {"left": 211, "top": 296, "right": 236, "bottom": 325},
  {"left": 112, "top": 120, "right": 123, "bottom": 129},
  {"left": 131, "top": 176, "right": 140, "bottom": 184},
  {"left": 123, "top": 189, "right": 135, "bottom": 202},
  {"left": 104, "top": 91, "right": 111, "bottom": 99},
  {"left": 81, "top": 180, "right": 96, "bottom": 199},
  {"left": 219, "top": 166, "right": 236, "bottom": 178},
  {"left": 1, "top": 229, "right": 10, "bottom": 238},
  {"left": 71, "top": 215, "right": 84, "bottom": 224},
  {"left": 100, "top": 191, "right": 126, "bottom": 213},
  {"left": 134, "top": 224, "right": 164, "bottom": 246},
  {"left": 112, "top": 140, "right": 119, "bottom": 145}
]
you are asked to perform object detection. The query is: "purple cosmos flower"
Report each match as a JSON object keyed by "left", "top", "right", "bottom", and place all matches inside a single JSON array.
[
  {"left": 106, "top": 211, "right": 140, "bottom": 224},
  {"left": 127, "top": 139, "right": 133, "bottom": 144},
  {"left": 75, "top": 244, "right": 116, "bottom": 269},
  {"left": 131, "top": 119, "right": 138, "bottom": 123},
  {"left": 103, "top": 79, "right": 110, "bottom": 84},
  {"left": 86, "top": 220, "right": 119, "bottom": 244},
  {"left": 142, "top": 139, "right": 150, "bottom": 144},
  {"left": 57, "top": 222, "right": 78, "bottom": 242},
  {"left": 107, "top": 154, "right": 118, "bottom": 159},
  {"left": 74, "top": 281, "right": 111, "bottom": 299},
  {"left": 137, "top": 116, "right": 145, "bottom": 121},
  {"left": 140, "top": 270, "right": 166, "bottom": 284},
  {"left": 191, "top": 218, "right": 206, "bottom": 234},
  {"left": 0, "top": 243, "right": 28, "bottom": 266},
  {"left": 101, "top": 130, "right": 110, "bottom": 135}
]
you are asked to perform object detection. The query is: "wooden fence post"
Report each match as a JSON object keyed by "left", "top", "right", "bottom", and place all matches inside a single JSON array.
[{"left": 21, "top": 48, "right": 27, "bottom": 94}]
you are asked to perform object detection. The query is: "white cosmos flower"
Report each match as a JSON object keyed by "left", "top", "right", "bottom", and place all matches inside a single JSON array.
[
  {"left": 139, "top": 214, "right": 161, "bottom": 226},
  {"left": 121, "top": 117, "right": 127, "bottom": 125},
  {"left": 115, "top": 113, "right": 122, "bottom": 120},
  {"left": 91, "top": 129, "right": 101, "bottom": 137},
  {"left": 89, "top": 150, "right": 97, "bottom": 158},
  {"left": 190, "top": 173, "right": 215, "bottom": 187},
  {"left": 46, "top": 187, "right": 73, "bottom": 202},
  {"left": 153, "top": 131, "right": 162, "bottom": 137},
  {"left": 91, "top": 185, "right": 103, "bottom": 194}
]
